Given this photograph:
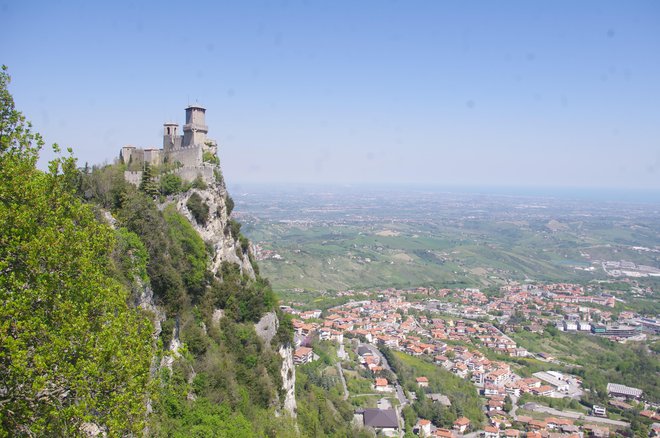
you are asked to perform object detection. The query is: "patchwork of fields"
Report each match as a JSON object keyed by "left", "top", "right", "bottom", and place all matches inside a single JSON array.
[{"left": 233, "top": 185, "right": 660, "bottom": 292}]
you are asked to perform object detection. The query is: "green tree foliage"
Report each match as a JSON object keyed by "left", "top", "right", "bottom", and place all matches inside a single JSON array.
[
  {"left": 381, "top": 347, "right": 485, "bottom": 428},
  {"left": 544, "top": 323, "right": 559, "bottom": 337},
  {"left": 117, "top": 190, "right": 187, "bottom": 312},
  {"left": 202, "top": 151, "right": 219, "bottom": 165},
  {"left": 163, "top": 205, "right": 208, "bottom": 299},
  {"left": 225, "top": 196, "right": 234, "bottom": 216},
  {"left": 139, "top": 164, "right": 159, "bottom": 197},
  {"left": 192, "top": 176, "right": 207, "bottom": 190},
  {"left": 0, "top": 66, "right": 153, "bottom": 435},
  {"left": 160, "top": 173, "right": 183, "bottom": 196},
  {"left": 113, "top": 227, "right": 150, "bottom": 285},
  {"left": 115, "top": 192, "right": 216, "bottom": 313},
  {"left": 186, "top": 192, "right": 210, "bottom": 225},
  {"left": 207, "top": 262, "right": 276, "bottom": 323},
  {"left": 239, "top": 235, "right": 250, "bottom": 254},
  {"left": 227, "top": 219, "right": 241, "bottom": 239},
  {"left": 149, "top": 367, "right": 254, "bottom": 437},
  {"left": 77, "top": 163, "right": 132, "bottom": 209},
  {"left": 513, "top": 330, "right": 660, "bottom": 403},
  {"left": 402, "top": 405, "right": 417, "bottom": 432},
  {"left": 274, "top": 311, "right": 294, "bottom": 346},
  {"left": 504, "top": 395, "right": 513, "bottom": 412},
  {"left": 295, "top": 360, "right": 372, "bottom": 437},
  {"left": 213, "top": 168, "right": 224, "bottom": 185},
  {"left": 150, "top": 314, "right": 293, "bottom": 437},
  {"left": 569, "top": 341, "right": 660, "bottom": 403}
]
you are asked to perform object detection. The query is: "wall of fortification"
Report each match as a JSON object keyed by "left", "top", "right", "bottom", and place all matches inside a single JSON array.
[
  {"left": 173, "top": 165, "right": 214, "bottom": 183},
  {"left": 163, "top": 135, "right": 184, "bottom": 151},
  {"left": 121, "top": 147, "right": 135, "bottom": 164},
  {"left": 144, "top": 149, "right": 163, "bottom": 166},
  {"left": 168, "top": 145, "right": 202, "bottom": 167},
  {"left": 124, "top": 170, "right": 143, "bottom": 186},
  {"left": 131, "top": 149, "right": 145, "bottom": 165}
]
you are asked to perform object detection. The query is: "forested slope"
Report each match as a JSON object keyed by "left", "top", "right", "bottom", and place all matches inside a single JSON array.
[{"left": 0, "top": 67, "right": 298, "bottom": 437}]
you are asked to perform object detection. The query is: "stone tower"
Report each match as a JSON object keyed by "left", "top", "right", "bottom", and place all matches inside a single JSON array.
[
  {"left": 163, "top": 122, "right": 180, "bottom": 151},
  {"left": 183, "top": 104, "right": 208, "bottom": 148}
]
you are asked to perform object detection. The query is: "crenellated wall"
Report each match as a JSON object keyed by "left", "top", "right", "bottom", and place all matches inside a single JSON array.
[
  {"left": 120, "top": 105, "right": 215, "bottom": 184},
  {"left": 124, "top": 170, "right": 143, "bottom": 186}
]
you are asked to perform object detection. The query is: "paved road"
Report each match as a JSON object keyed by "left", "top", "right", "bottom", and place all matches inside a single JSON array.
[
  {"left": 357, "top": 343, "right": 407, "bottom": 437},
  {"left": 509, "top": 395, "right": 519, "bottom": 419},
  {"left": 395, "top": 384, "right": 407, "bottom": 406},
  {"left": 335, "top": 363, "right": 349, "bottom": 401},
  {"left": 335, "top": 342, "right": 349, "bottom": 400},
  {"left": 359, "top": 343, "right": 409, "bottom": 406},
  {"left": 523, "top": 403, "right": 629, "bottom": 427}
]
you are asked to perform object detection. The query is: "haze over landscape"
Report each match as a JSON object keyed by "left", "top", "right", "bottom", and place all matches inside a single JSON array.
[{"left": 2, "top": 1, "right": 660, "bottom": 190}]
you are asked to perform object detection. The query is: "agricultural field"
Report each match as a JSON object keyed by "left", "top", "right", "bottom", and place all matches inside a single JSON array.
[{"left": 233, "top": 184, "right": 660, "bottom": 293}]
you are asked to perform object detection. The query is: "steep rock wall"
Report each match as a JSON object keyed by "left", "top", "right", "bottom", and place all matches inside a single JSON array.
[
  {"left": 159, "top": 317, "right": 181, "bottom": 371},
  {"left": 167, "top": 179, "right": 255, "bottom": 279},
  {"left": 278, "top": 344, "right": 297, "bottom": 418},
  {"left": 255, "top": 312, "right": 297, "bottom": 418},
  {"left": 158, "top": 169, "right": 295, "bottom": 417}
]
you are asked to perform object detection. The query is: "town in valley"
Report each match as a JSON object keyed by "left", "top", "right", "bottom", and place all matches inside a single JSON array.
[{"left": 237, "top": 185, "right": 660, "bottom": 437}]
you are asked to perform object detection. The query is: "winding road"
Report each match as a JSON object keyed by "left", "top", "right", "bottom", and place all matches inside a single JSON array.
[{"left": 359, "top": 343, "right": 408, "bottom": 406}]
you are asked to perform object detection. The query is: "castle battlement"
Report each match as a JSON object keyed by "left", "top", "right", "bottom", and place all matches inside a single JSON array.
[{"left": 120, "top": 105, "right": 218, "bottom": 185}]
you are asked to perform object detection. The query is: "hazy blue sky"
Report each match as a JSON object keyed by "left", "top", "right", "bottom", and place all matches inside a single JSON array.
[{"left": 2, "top": 1, "right": 659, "bottom": 189}]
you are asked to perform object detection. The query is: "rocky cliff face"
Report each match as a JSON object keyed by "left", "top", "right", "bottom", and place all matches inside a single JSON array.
[
  {"left": 134, "top": 280, "right": 170, "bottom": 376},
  {"left": 255, "top": 312, "right": 297, "bottom": 417},
  {"left": 168, "top": 171, "right": 296, "bottom": 418},
  {"left": 169, "top": 179, "right": 256, "bottom": 279},
  {"left": 278, "top": 344, "right": 297, "bottom": 418}
]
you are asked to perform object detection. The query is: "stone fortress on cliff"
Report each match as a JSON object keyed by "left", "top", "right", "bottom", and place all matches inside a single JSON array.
[{"left": 120, "top": 104, "right": 218, "bottom": 185}]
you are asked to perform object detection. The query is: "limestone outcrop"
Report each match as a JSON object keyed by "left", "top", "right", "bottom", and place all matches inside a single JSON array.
[
  {"left": 255, "top": 312, "right": 297, "bottom": 418},
  {"left": 170, "top": 178, "right": 256, "bottom": 279},
  {"left": 278, "top": 344, "right": 297, "bottom": 418}
]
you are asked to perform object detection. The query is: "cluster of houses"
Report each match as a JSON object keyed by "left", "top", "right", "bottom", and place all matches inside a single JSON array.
[
  {"left": 438, "top": 282, "right": 649, "bottom": 342},
  {"left": 411, "top": 416, "right": 474, "bottom": 437},
  {"left": 282, "top": 285, "right": 657, "bottom": 437},
  {"left": 488, "top": 284, "right": 617, "bottom": 326}
]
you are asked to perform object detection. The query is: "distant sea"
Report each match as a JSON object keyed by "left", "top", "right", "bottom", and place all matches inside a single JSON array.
[{"left": 229, "top": 182, "right": 660, "bottom": 205}]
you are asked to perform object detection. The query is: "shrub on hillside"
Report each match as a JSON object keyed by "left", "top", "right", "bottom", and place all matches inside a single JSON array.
[
  {"left": 187, "top": 193, "right": 209, "bottom": 225},
  {"left": 226, "top": 219, "right": 241, "bottom": 238},
  {"left": 225, "top": 196, "right": 234, "bottom": 216},
  {"left": 192, "top": 176, "right": 207, "bottom": 190},
  {"left": 160, "top": 173, "right": 183, "bottom": 195}
]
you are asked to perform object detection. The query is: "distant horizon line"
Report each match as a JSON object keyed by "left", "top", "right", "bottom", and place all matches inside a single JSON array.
[{"left": 227, "top": 181, "right": 660, "bottom": 204}]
